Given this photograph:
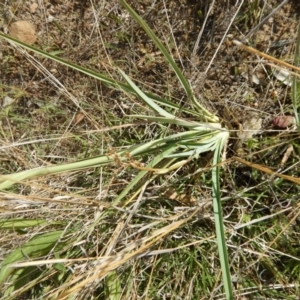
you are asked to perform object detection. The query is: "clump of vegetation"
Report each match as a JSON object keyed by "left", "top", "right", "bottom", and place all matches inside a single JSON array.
[{"left": 0, "top": 0, "right": 299, "bottom": 299}]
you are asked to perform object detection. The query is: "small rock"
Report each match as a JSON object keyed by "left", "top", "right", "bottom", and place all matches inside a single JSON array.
[
  {"left": 235, "top": 115, "right": 262, "bottom": 150},
  {"left": 30, "top": 3, "right": 39, "bottom": 14},
  {"left": 237, "top": 116, "right": 262, "bottom": 141},
  {"left": 47, "top": 15, "right": 55, "bottom": 23},
  {"left": 9, "top": 21, "right": 37, "bottom": 44},
  {"left": 2, "top": 96, "right": 14, "bottom": 108},
  {"left": 273, "top": 116, "right": 295, "bottom": 128},
  {"left": 73, "top": 113, "right": 85, "bottom": 125}
]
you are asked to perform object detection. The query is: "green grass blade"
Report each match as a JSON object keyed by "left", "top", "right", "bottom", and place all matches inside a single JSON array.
[
  {"left": 113, "top": 143, "right": 178, "bottom": 205},
  {"left": 0, "top": 33, "right": 113, "bottom": 85},
  {"left": 0, "top": 32, "right": 170, "bottom": 109},
  {"left": 119, "top": 69, "right": 175, "bottom": 118},
  {"left": 119, "top": 0, "right": 219, "bottom": 122},
  {"left": 211, "top": 134, "right": 233, "bottom": 298},
  {"left": 3, "top": 267, "right": 37, "bottom": 299},
  {"left": 128, "top": 115, "right": 223, "bottom": 130},
  {"left": 0, "top": 127, "right": 229, "bottom": 191},
  {"left": 0, "top": 154, "right": 115, "bottom": 190},
  {"left": 105, "top": 270, "right": 122, "bottom": 300},
  {"left": 0, "top": 219, "right": 60, "bottom": 229},
  {"left": 0, "top": 132, "right": 189, "bottom": 190},
  {"left": 0, "top": 231, "right": 64, "bottom": 288},
  {"left": 0, "top": 35, "right": 200, "bottom": 119},
  {"left": 119, "top": 0, "right": 191, "bottom": 97}
]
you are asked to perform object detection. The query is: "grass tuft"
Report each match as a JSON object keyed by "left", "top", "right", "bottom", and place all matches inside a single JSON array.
[{"left": 0, "top": 1, "right": 300, "bottom": 299}]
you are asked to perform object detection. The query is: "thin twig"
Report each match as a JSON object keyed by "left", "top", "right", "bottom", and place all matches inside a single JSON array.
[
  {"left": 204, "top": 1, "right": 244, "bottom": 75},
  {"left": 242, "top": 0, "right": 289, "bottom": 41},
  {"left": 192, "top": 0, "right": 216, "bottom": 56},
  {"left": 233, "top": 40, "right": 300, "bottom": 73}
]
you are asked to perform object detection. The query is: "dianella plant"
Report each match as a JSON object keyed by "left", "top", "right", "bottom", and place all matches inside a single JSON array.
[{"left": 0, "top": 0, "right": 233, "bottom": 298}]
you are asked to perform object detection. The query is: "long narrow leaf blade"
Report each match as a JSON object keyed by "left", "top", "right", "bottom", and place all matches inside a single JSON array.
[
  {"left": 0, "top": 32, "right": 169, "bottom": 108},
  {"left": 212, "top": 134, "right": 233, "bottom": 298},
  {"left": 119, "top": 0, "right": 219, "bottom": 122},
  {"left": 0, "top": 231, "right": 64, "bottom": 287},
  {"left": 119, "top": 69, "right": 174, "bottom": 118}
]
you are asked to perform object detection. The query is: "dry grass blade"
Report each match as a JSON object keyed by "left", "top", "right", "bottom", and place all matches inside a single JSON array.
[
  {"left": 52, "top": 209, "right": 200, "bottom": 299},
  {"left": 233, "top": 40, "right": 300, "bottom": 73},
  {"left": 267, "top": 63, "right": 300, "bottom": 80},
  {"left": 233, "top": 156, "right": 300, "bottom": 185}
]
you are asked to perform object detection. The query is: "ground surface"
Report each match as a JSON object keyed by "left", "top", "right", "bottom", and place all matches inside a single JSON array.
[{"left": 0, "top": 0, "right": 300, "bottom": 299}]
